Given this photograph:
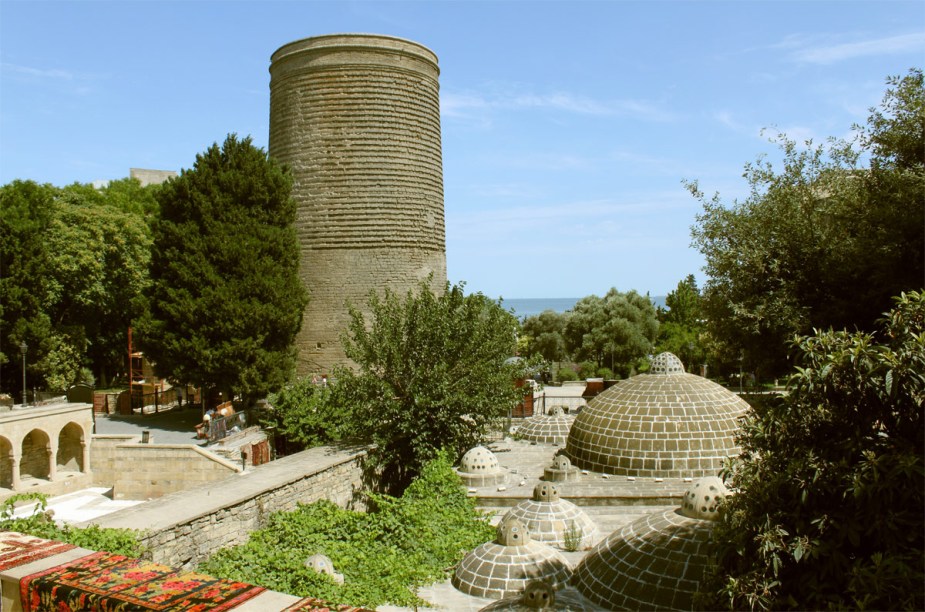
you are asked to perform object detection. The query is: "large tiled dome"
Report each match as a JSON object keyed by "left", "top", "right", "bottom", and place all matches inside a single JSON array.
[
  {"left": 565, "top": 352, "right": 748, "bottom": 478},
  {"left": 571, "top": 477, "right": 728, "bottom": 610},
  {"left": 516, "top": 406, "right": 574, "bottom": 444}
]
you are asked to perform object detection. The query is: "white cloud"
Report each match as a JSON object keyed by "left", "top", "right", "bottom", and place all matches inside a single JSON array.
[
  {"left": 1, "top": 62, "right": 76, "bottom": 80},
  {"left": 789, "top": 32, "right": 925, "bottom": 65},
  {"left": 441, "top": 86, "right": 674, "bottom": 122}
]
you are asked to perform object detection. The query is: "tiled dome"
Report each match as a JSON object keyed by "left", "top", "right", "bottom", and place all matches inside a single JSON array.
[
  {"left": 571, "top": 477, "right": 727, "bottom": 610},
  {"left": 503, "top": 483, "right": 599, "bottom": 550},
  {"left": 479, "top": 580, "right": 597, "bottom": 611},
  {"left": 453, "top": 518, "right": 572, "bottom": 600},
  {"left": 517, "top": 408, "right": 575, "bottom": 444},
  {"left": 457, "top": 445, "right": 506, "bottom": 486},
  {"left": 565, "top": 352, "right": 748, "bottom": 478}
]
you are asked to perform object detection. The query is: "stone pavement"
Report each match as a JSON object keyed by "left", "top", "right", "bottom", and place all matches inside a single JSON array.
[{"left": 93, "top": 405, "right": 205, "bottom": 446}]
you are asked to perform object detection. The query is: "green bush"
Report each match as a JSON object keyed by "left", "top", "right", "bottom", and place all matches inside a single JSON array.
[
  {"left": 199, "top": 450, "right": 494, "bottom": 608},
  {"left": 0, "top": 493, "right": 141, "bottom": 556},
  {"left": 700, "top": 291, "right": 925, "bottom": 610},
  {"left": 264, "top": 376, "right": 350, "bottom": 453}
]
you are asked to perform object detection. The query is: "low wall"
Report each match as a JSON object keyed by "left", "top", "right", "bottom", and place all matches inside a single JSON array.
[
  {"left": 86, "top": 445, "right": 368, "bottom": 568},
  {"left": 91, "top": 435, "right": 240, "bottom": 500}
]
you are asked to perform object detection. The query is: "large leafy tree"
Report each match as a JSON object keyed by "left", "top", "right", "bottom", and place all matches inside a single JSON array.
[
  {"left": 0, "top": 181, "right": 57, "bottom": 397},
  {"left": 336, "top": 281, "right": 525, "bottom": 495},
  {"left": 688, "top": 69, "right": 924, "bottom": 378},
  {"left": 702, "top": 291, "right": 925, "bottom": 610},
  {"left": 138, "top": 134, "right": 307, "bottom": 403},
  {"left": 564, "top": 288, "right": 658, "bottom": 376},
  {"left": 521, "top": 309, "right": 569, "bottom": 363},
  {"left": 44, "top": 184, "right": 152, "bottom": 388},
  {"left": 0, "top": 180, "right": 155, "bottom": 393},
  {"left": 655, "top": 274, "right": 706, "bottom": 373}
]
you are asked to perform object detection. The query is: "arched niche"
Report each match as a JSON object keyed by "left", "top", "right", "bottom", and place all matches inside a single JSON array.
[
  {"left": 20, "top": 429, "right": 51, "bottom": 481},
  {"left": 0, "top": 436, "right": 13, "bottom": 489},
  {"left": 57, "top": 422, "right": 85, "bottom": 473}
]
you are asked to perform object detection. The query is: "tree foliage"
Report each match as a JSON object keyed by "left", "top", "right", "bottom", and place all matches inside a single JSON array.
[
  {"left": 564, "top": 288, "right": 658, "bottom": 377},
  {"left": 701, "top": 291, "right": 925, "bottom": 611},
  {"left": 656, "top": 274, "right": 706, "bottom": 373},
  {"left": 138, "top": 134, "right": 307, "bottom": 402},
  {"left": 688, "top": 69, "right": 925, "bottom": 378},
  {"left": 1, "top": 493, "right": 141, "bottom": 557},
  {"left": 199, "top": 451, "right": 494, "bottom": 609},
  {"left": 0, "top": 179, "right": 154, "bottom": 393},
  {"left": 521, "top": 309, "right": 569, "bottom": 363},
  {"left": 336, "top": 280, "right": 524, "bottom": 495}
]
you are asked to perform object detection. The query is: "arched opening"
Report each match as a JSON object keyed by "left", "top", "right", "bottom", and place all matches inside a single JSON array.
[
  {"left": 0, "top": 436, "right": 13, "bottom": 490},
  {"left": 57, "top": 422, "right": 85, "bottom": 474},
  {"left": 20, "top": 429, "right": 51, "bottom": 481}
]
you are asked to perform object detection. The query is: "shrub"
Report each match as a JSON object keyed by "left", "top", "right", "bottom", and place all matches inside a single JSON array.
[
  {"left": 199, "top": 451, "right": 493, "bottom": 608},
  {"left": 1, "top": 493, "right": 141, "bottom": 556}
]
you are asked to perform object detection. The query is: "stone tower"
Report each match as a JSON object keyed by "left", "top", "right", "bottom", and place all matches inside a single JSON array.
[{"left": 269, "top": 34, "right": 447, "bottom": 374}]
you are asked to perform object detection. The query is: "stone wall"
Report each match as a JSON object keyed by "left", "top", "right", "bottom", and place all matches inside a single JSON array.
[
  {"left": 89, "top": 446, "right": 367, "bottom": 568},
  {"left": 269, "top": 34, "right": 447, "bottom": 374},
  {"left": 91, "top": 435, "right": 240, "bottom": 500}
]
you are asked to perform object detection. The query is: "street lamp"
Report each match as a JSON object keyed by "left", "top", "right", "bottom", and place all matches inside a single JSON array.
[{"left": 20, "top": 341, "right": 27, "bottom": 406}]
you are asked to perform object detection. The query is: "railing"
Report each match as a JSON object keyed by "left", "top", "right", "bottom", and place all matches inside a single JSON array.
[{"left": 204, "top": 408, "right": 255, "bottom": 443}]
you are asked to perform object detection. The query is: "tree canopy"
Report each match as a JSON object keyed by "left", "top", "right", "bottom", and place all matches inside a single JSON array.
[
  {"left": 138, "top": 134, "right": 307, "bottom": 402},
  {"left": 335, "top": 280, "right": 525, "bottom": 495},
  {"left": 564, "top": 288, "right": 658, "bottom": 377},
  {"left": 655, "top": 274, "right": 706, "bottom": 373},
  {"left": 688, "top": 69, "right": 925, "bottom": 378},
  {"left": 0, "top": 179, "right": 154, "bottom": 393},
  {"left": 702, "top": 291, "right": 924, "bottom": 610}
]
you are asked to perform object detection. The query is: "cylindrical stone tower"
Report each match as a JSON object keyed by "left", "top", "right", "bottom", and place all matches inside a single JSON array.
[{"left": 269, "top": 34, "right": 447, "bottom": 374}]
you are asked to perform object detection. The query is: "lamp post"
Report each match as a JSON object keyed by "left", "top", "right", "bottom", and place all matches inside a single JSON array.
[{"left": 20, "top": 341, "right": 27, "bottom": 406}]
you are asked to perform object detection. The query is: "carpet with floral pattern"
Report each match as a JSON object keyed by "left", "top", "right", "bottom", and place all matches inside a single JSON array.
[{"left": 20, "top": 550, "right": 265, "bottom": 611}]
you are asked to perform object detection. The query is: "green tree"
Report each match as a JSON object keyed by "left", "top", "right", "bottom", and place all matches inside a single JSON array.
[
  {"left": 44, "top": 185, "right": 152, "bottom": 388},
  {"left": 138, "top": 134, "right": 307, "bottom": 403},
  {"left": 564, "top": 288, "right": 658, "bottom": 377},
  {"left": 701, "top": 291, "right": 925, "bottom": 611},
  {"left": 336, "top": 280, "right": 525, "bottom": 495},
  {"left": 521, "top": 309, "right": 569, "bottom": 363},
  {"left": 688, "top": 70, "right": 925, "bottom": 378},
  {"left": 656, "top": 274, "right": 706, "bottom": 373},
  {"left": 0, "top": 181, "right": 57, "bottom": 398}
]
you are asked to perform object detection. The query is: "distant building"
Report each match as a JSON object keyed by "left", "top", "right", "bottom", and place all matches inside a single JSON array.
[{"left": 130, "top": 168, "right": 177, "bottom": 186}]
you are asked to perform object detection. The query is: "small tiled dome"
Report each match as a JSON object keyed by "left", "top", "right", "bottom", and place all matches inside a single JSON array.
[
  {"left": 680, "top": 476, "right": 728, "bottom": 520},
  {"left": 572, "top": 507, "right": 716, "bottom": 610},
  {"left": 543, "top": 453, "right": 580, "bottom": 483},
  {"left": 457, "top": 445, "right": 506, "bottom": 486},
  {"left": 479, "top": 580, "right": 597, "bottom": 611},
  {"left": 453, "top": 518, "right": 571, "bottom": 600},
  {"left": 304, "top": 553, "right": 344, "bottom": 584},
  {"left": 517, "top": 409, "right": 574, "bottom": 445},
  {"left": 503, "top": 484, "right": 599, "bottom": 550},
  {"left": 565, "top": 352, "right": 748, "bottom": 478}
]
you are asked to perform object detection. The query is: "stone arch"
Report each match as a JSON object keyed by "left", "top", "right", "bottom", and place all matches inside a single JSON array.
[
  {"left": 20, "top": 429, "right": 51, "bottom": 481},
  {"left": 57, "top": 422, "right": 85, "bottom": 473},
  {"left": 0, "top": 435, "right": 13, "bottom": 489}
]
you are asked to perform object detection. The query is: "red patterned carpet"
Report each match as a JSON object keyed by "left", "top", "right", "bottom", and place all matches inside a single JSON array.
[
  {"left": 0, "top": 533, "right": 76, "bottom": 572},
  {"left": 20, "top": 550, "right": 265, "bottom": 611},
  {"left": 281, "top": 596, "right": 369, "bottom": 611}
]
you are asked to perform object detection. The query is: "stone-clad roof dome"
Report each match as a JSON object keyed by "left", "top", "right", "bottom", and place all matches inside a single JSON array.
[
  {"left": 516, "top": 406, "right": 574, "bottom": 444},
  {"left": 572, "top": 477, "right": 728, "bottom": 610},
  {"left": 456, "top": 445, "right": 506, "bottom": 486},
  {"left": 502, "top": 483, "right": 599, "bottom": 550},
  {"left": 565, "top": 353, "right": 748, "bottom": 478},
  {"left": 452, "top": 518, "right": 571, "bottom": 600}
]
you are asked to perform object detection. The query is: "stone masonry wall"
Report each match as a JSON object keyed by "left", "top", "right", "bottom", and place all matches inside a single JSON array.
[
  {"left": 269, "top": 34, "right": 447, "bottom": 375},
  {"left": 89, "top": 446, "right": 367, "bottom": 569},
  {"left": 91, "top": 435, "right": 240, "bottom": 500}
]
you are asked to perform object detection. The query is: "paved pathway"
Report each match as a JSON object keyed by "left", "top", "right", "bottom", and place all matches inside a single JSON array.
[{"left": 93, "top": 406, "right": 205, "bottom": 445}]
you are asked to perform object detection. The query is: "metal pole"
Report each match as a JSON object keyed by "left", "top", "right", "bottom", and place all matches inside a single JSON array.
[{"left": 20, "top": 341, "right": 27, "bottom": 406}]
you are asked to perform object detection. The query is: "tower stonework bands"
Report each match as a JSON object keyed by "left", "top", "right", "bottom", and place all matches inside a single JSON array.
[{"left": 269, "top": 34, "right": 447, "bottom": 374}]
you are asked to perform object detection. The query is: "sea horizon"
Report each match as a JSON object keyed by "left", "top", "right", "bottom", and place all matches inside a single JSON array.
[{"left": 500, "top": 296, "right": 667, "bottom": 319}]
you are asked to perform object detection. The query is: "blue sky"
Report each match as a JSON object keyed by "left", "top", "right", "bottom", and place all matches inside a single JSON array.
[{"left": 1, "top": 1, "right": 922, "bottom": 299}]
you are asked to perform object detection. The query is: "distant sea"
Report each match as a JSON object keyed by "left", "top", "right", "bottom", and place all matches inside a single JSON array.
[{"left": 502, "top": 296, "right": 667, "bottom": 319}]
